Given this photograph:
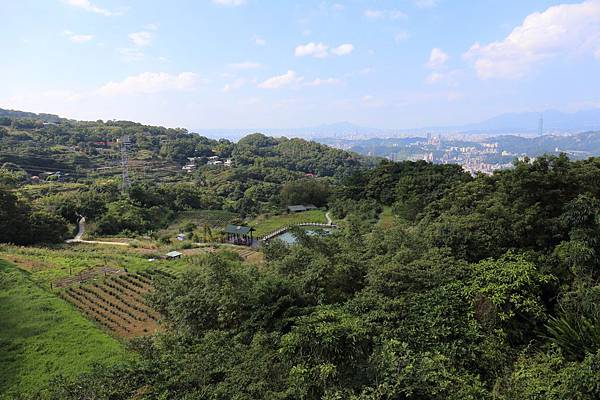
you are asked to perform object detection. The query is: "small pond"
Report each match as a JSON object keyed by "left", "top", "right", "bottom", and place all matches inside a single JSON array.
[{"left": 271, "top": 228, "right": 334, "bottom": 245}]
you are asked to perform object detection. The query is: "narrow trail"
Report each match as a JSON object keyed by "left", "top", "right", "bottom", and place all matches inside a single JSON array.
[
  {"left": 66, "top": 216, "right": 129, "bottom": 246},
  {"left": 325, "top": 211, "right": 333, "bottom": 225}
]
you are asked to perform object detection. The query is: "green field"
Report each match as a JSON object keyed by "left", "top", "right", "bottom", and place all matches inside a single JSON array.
[
  {"left": 0, "top": 244, "right": 188, "bottom": 287},
  {"left": 249, "top": 210, "right": 327, "bottom": 237},
  {"left": 377, "top": 206, "right": 396, "bottom": 229},
  {"left": 157, "top": 209, "right": 240, "bottom": 239},
  {"left": 0, "top": 259, "right": 130, "bottom": 398}
]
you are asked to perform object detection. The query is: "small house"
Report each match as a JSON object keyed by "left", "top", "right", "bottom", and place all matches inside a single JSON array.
[
  {"left": 287, "top": 204, "right": 319, "bottom": 213},
  {"left": 287, "top": 205, "right": 308, "bottom": 213},
  {"left": 166, "top": 251, "right": 182, "bottom": 259}
]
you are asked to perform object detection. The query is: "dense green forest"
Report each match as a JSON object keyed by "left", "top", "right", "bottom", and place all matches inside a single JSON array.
[
  {"left": 27, "top": 158, "right": 600, "bottom": 398},
  {"left": 1, "top": 110, "right": 600, "bottom": 399}
]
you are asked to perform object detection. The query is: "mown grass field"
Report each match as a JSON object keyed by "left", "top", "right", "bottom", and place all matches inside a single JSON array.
[
  {"left": 0, "top": 259, "right": 130, "bottom": 398},
  {"left": 249, "top": 210, "right": 327, "bottom": 237}
]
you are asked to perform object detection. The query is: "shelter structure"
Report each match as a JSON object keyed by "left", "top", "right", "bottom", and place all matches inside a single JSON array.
[
  {"left": 166, "top": 251, "right": 182, "bottom": 259},
  {"left": 287, "top": 204, "right": 318, "bottom": 213},
  {"left": 224, "top": 224, "right": 255, "bottom": 246}
]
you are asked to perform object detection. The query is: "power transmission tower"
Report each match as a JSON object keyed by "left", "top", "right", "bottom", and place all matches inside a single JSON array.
[{"left": 120, "top": 135, "right": 131, "bottom": 193}]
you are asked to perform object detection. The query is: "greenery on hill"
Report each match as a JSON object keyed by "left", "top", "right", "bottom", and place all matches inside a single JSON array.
[
  {"left": 19, "top": 154, "right": 600, "bottom": 400},
  {"left": 1, "top": 110, "right": 600, "bottom": 399},
  {"left": 0, "top": 112, "right": 371, "bottom": 243}
]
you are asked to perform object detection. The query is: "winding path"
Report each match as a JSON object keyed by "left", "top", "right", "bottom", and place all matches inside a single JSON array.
[{"left": 66, "top": 216, "right": 129, "bottom": 246}]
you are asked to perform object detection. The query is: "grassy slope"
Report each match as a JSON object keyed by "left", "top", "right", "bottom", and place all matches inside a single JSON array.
[
  {"left": 249, "top": 210, "right": 327, "bottom": 237},
  {"left": 156, "top": 209, "right": 239, "bottom": 240},
  {"left": 0, "top": 259, "right": 129, "bottom": 398},
  {"left": 0, "top": 244, "right": 189, "bottom": 287},
  {"left": 377, "top": 206, "right": 396, "bottom": 229}
]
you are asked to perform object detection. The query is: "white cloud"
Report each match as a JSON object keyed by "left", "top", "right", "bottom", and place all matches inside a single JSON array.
[
  {"left": 254, "top": 36, "right": 267, "bottom": 46},
  {"left": 212, "top": 0, "right": 245, "bottom": 6},
  {"left": 117, "top": 48, "right": 145, "bottom": 61},
  {"left": 332, "top": 3, "right": 344, "bottom": 11},
  {"left": 306, "top": 77, "right": 341, "bottom": 86},
  {"left": 425, "top": 72, "right": 444, "bottom": 84},
  {"left": 96, "top": 72, "right": 201, "bottom": 96},
  {"left": 364, "top": 9, "right": 406, "bottom": 20},
  {"left": 364, "top": 9, "right": 384, "bottom": 18},
  {"left": 464, "top": 0, "right": 600, "bottom": 79},
  {"left": 331, "top": 43, "right": 354, "bottom": 56},
  {"left": 426, "top": 48, "right": 449, "bottom": 69},
  {"left": 63, "top": 30, "right": 94, "bottom": 43},
  {"left": 258, "top": 70, "right": 300, "bottom": 89},
  {"left": 62, "top": 0, "right": 122, "bottom": 16},
  {"left": 415, "top": 0, "right": 438, "bottom": 8},
  {"left": 129, "top": 31, "right": 153, "bottom": 47},
  {"left": 228, "top": 61, "right": 261, "bottom": 69},
  {"left": 223, "top": 78, "right": 246, "bottom": 92},
  {"left": 395, "top": 31, "right": 410, "bottom": 42},
  {"left": 295, "top": 42, "right": 329, "bottom": 58},
  {"left": 295, "top": 42, "right": 354, "bottom": 58},
  {"left": 425, "top": 70, "right": 460, "bottom": 86}
]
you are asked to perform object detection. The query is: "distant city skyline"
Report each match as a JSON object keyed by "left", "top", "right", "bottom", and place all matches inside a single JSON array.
[{"left": 2, "top": 0, "right": 600, "bottom": 130}]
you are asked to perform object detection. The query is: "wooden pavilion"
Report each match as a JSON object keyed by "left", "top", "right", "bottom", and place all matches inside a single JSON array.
[{"left": 224, "top": 224, "right": 255, "bottom": 246}]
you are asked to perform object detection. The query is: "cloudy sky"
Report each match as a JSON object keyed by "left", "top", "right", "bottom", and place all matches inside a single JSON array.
[{"left": 2, "top": 0, "right": 600, "bottom": 129}]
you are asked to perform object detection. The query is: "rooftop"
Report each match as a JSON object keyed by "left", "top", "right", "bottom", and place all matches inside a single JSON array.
[{"left": 224, "top": 224, "right": 254, "bottom": 235}]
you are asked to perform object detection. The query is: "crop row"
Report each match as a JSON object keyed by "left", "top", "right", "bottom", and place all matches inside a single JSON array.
[
  {"left": 79, "top": 284, "right": 153, "bottom": 322},
  {"left": 62, "top": 289, "right": 133, "bottom": 333},
  {"left": 70, "top": 286, "right": 142, "bottom": 324}
]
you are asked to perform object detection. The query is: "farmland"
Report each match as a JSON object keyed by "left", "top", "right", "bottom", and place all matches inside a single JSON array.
[
  {"left": 60, "top": 270, "right": 169, "bottom": 337},
  {"left": 0, "top": 259, "right": 130, "bottom": 398}
]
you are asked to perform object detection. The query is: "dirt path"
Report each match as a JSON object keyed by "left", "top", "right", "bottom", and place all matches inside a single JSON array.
[
  {"left": 325, "top": 212, "right": 333, "bottom": 225},
  {"left": 66, "top": 217, "right": 129, "bottom": 246}
]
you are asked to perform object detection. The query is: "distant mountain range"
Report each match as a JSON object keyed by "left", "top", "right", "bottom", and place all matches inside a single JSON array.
[
  {"left": 2, "top": 106, "right": 600, "bottom": 141},
  {"left": 199, "top": 109, "right": 600, "bottom": 140}
]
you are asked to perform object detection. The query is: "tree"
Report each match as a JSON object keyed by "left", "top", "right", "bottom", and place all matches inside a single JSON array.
[{"left": 281, "top": 179, "right": 330, "bottom": 207}]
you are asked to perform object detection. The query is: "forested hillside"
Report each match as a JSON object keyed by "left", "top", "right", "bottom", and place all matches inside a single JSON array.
[
  {"left": 1, "top": 110, "right": 599, "bottom": 399},
  {"left": 0, "top": 111, "right": 370, "bottom": 241},
  {"left": 21, "top": 154, "right": 600, "bottom": 400}
]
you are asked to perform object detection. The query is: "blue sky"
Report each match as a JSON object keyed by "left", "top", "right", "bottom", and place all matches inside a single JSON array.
[{"left": 2, "top": 0, "right": 600, "bottom": 130}]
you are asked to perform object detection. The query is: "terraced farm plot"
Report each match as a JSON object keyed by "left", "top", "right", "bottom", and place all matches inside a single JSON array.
[
  {"left": 234, "top": 247, "right": 264, "bottom": 264},
  {"left": 60, "top": 269, "right": 173, "bottom": 338},
  {"left": 0, "top": 260, "right": 129, "bottom": 397}
]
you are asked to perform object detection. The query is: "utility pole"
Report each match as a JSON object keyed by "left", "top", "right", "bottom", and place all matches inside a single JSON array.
[{"left": 120, "top": 135, "right": 131, "bottom": 193}]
